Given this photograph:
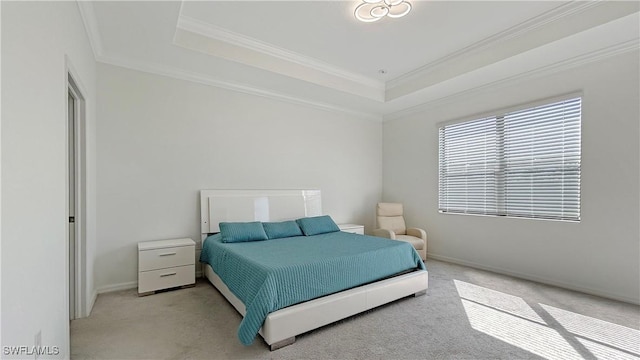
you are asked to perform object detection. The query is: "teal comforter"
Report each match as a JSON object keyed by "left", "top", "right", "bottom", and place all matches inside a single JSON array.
[{"left": 200, "top": 231, "right": 425, "bottom": 345}]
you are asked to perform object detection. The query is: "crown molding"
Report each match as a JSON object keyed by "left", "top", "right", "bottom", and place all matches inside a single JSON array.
[
  {"left": 80, "top": 0, "right": 635, "bottom": 124},
  {"left": 386, "top": 1, "right": 601, "bottom": 92},
  {"left": 96, "top": 55, "right": 382, "bottom": 122},
  {"left": 175, "top": 14, "right": 385, "bottom": 92},
  {"left": 383, "top": 39, "right": 639, "bottom": 122},
  {"left": 77, "top": 0, "right": 103, "bottom": 58}
]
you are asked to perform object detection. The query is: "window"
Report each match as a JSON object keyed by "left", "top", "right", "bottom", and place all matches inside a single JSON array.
[{"left": 439, "top": 97, "right": 581, "bottom": 221}]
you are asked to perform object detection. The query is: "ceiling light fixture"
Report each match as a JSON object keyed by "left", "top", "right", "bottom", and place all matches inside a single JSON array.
[{"left": 355, "top": 0, "right": 412, "bottom": 23}]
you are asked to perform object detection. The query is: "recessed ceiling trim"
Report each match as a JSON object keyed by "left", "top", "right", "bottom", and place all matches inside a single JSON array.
[
  {"left": 173, "top": 26, "right": 385, "bottom": 102},
  {"left": 76, "top": 0, "right": 103, "bottom": 58},
  {"left": 175, "top": 14, "right": 385, "bottom": 91},
  {"left": 383, "top": 38, "right": 640, "bottom": 122},
  {"left": 79, "top": 0, "right": 637, "bottom": 124},
  {"left": 96, "top": 55, "right": 382, "bottom": 122},
  {"left": 386, "top": 1, "right": 604, "bottom": 92}
]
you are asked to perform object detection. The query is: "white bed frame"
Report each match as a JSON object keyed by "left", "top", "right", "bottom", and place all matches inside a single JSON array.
[{"left": 200, "top": 189, "right": 428, "bottom": 350}]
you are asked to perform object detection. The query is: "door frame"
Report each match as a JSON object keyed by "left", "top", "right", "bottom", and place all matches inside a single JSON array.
[
  {"left": 66, "top": 58, "right": 88, "bottom": 320},
  {"left": 68, "top": 87, "right": 76, "bottom": 320}
]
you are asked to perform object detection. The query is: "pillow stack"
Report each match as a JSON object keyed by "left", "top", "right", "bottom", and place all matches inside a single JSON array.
[{"left": 219, "top": 215, "right": 341, "bottom": 243}]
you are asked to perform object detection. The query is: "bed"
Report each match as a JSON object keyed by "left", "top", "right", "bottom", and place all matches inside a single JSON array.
[{"left": 200, "top": 189, "right": 429, "bottom": 350}]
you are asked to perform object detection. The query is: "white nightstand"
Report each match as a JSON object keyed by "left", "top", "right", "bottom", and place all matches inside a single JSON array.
[
  {"left": 338, "top": 223, "right": 365, "bottom": 235},
  {"left": 138, "top": 238, "right": 195, "bottom": 296}
]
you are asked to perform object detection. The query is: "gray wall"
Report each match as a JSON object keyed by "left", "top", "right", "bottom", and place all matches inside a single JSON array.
[
  {"left": 95, "top": 63, "right": 383, "bottom": 290},
  {"left": 382, "top": 52, "right": 640, "bottom": 303}
]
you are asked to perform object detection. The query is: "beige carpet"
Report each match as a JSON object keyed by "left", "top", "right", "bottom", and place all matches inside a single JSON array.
[{"left": 71, "top": 260, "right": 640, "bottom": 359}]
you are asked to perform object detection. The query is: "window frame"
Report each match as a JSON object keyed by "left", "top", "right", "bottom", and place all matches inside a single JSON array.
[{"left": 438, "top": 94, "right": 582, "bottom": 222}]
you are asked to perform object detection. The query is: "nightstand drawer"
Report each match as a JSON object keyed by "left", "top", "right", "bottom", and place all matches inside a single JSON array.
[
  {"left": 138, "top": 264, "right": 195, "bottom": 293},
  {"left": 139, "top": 245, "right": 194, "bottom": 271}
]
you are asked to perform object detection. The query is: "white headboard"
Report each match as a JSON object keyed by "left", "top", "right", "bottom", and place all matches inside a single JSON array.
[{"left": 200, "top": 189, "right": 322, "bottom": 235}]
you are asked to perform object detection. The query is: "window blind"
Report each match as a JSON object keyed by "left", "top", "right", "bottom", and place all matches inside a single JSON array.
[{"left": 439, "top": 97, "right": 581, "bottom": 221}]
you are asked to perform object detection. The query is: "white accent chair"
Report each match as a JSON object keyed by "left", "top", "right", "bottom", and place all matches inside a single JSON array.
[{"left": 373, "top": 203, "right": 427, "bottom": 260}]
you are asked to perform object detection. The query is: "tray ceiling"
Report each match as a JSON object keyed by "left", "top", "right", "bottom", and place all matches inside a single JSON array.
[{"left": 81, "top": 1, "right": 640, "bottom": 120}]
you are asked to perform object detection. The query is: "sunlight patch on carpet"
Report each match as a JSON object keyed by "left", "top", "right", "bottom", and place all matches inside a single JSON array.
[
  {"left": 459, "top": 298, "right": 582, "bottom": 359},
  {"left": 454, "top": 280, "right": 545, "bottom": 324},
  {"left": 454, "top": 279, "right": 640, "bottom": 360},
  {"left": 577, "top": 337, "right": 640, "bottom": 360},
  {"left": 541, "top": 303, "right": 640, "bottom": 358}
]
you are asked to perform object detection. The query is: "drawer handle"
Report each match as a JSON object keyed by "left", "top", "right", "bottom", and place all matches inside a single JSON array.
[
  {"left": 159, "top": 252, "right": 176, "bottom": 257},
  {"left": 160, "top": 272, "right": 177, "bottom": 277}
]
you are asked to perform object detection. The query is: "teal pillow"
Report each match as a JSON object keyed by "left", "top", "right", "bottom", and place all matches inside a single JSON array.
[
  {"left": 296, "top": 215, "right": 340, "bottom": 236},
  {"left": 219, "top": 222, "right": 268, "bottom": 243},
  {"left": 262, "top": 221, "right": 303, "bottom": 239}
]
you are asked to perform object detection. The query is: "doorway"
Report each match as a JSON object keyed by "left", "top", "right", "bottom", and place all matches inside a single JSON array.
[
  {"left": 67, "top": 73, "right": 86, "bottom": 320},
  {"left": 68, "top": 89, "right": 76, "bottom": 319}
]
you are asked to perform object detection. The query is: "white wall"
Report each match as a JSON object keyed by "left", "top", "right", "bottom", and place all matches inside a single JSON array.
[
  {"left": 383, "top": 52, "right": 640, "bottom": 304},
  {"left": 0, "top": 0, "right": 3, "bottom": 349},
  {"left": 1, "top": 2, "right": 97, "bottom": 357},
  {"left": 95, "top": 63, "right": 383, "bottom": 291}
]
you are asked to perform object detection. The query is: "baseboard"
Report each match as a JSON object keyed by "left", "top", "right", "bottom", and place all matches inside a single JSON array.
[
  {"left": 95, "top": 275, "right": 205, "bottom": 294},
  {"left": 96, "top": 281, "right": 138, "bottom": 294},
  {"left": 427, "top": 252, "right": 640, "bottom": 305}
]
